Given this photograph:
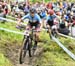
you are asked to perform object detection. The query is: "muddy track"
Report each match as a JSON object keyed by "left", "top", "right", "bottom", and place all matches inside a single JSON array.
[
  {"left": 16, "top": 47, "right": 43, "bottom": 66},
  {"left": 3, "top": 43, "right": 44, "bottom": 66}
]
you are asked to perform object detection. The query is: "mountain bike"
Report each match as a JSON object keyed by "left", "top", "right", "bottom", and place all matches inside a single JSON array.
[{"left": 19, "top": 26, "right": 37, "bottom": 64}]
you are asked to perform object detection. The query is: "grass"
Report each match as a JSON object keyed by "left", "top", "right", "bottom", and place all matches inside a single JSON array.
[
  {"left": 0, "top": 21, "right": 23, "bottom": 66},
  {"left": 35, "top": 40, "right": 75, "bottom": 66},
  {"left": 58, "top": 37, "right": 75, "bottom": 54},
  {"left": 0, "top": 22, "right": 24, "bottom": 32},
  {"left": 1, "top": 23, "right": 75, "bottom": 66},
  {"left": 35, "top": 31, "right": 75, "bottom": 66},
  {"left": 0, "top": 53, "right": 13, "bottom": 66},
  {"left": 0, "top": 18, "right": 75, "bottom": 66}
]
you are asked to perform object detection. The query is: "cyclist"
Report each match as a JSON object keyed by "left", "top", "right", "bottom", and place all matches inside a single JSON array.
[
  {"left": 58, "top": 22, "right": 70, "bottom": 35},
  {"left": 18, "top": 8, "right": 42, "bottom": 51},
  {"left": 46, "top": 9, "right": 57, "bottom": 37}
]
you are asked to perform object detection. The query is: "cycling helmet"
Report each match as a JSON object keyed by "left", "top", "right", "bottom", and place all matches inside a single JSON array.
[
  {"left": 48, "top": 9, "right": 54, "bottom": 15},
  {"left": 30, "top": 8, "right": 36, "bottom": 13}
]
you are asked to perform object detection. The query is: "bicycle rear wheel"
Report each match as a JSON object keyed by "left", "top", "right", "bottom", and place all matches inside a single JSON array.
[{"left": 52, "top": 29, "right": 57, "bottom": 38}]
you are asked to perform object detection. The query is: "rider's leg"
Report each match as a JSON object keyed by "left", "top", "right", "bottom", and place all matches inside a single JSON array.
[
  {"left": 46, "top": 24, "right": 52, "bottom": 39},
  {"left": 44, "top": 19, "right": 47, "bottom": 28},
  {"left": 29, "top": 49, "right": 32, "bottom": 57},
  {"left": 35, "top": 24, "right": 41, "bottom": 42},
  {"left": 33, "top": 32, "right": 39, "bottom": 50},
  {"left": 33, "top": 25, "right": 40, "bottom": 50},
  {"left": 42, "top": 19, "right": 44, "bottom": 28},
  {"left": 47, "top": 20, "right": 54, "bottom": 38},
  {"left": 42, "top": 18, "right": 46, "bottom": 28},
  {"left": 47, "top": 24, "right": 51, "bottom": 34}
]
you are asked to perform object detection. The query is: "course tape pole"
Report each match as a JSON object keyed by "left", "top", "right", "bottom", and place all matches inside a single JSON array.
[
  {"left": 0, "top": 27, "right": 24, "bottom": 35},
  {"left": 1, "top": 27, "right": 75, "bottom": 60},
  {"left": 42, "top": 28, "right": 75, "bottom": 40},
  {"left": 6, "top": 15, "right": 16, "bottom": 19},
  {"left": 0, "top": 17, "right": 75, "bottom": 40},
  {"left": 52, "top": 36, "right": 75, "bottom": 60},
  {"left": 58, "top": 33, "right": 75, "bottom": 40},
  {"left": 0, "top": 27, "right": 46, "bottom": 35},
  {"left": 0, "top": 17, "right": 27, "bottom": 26}
]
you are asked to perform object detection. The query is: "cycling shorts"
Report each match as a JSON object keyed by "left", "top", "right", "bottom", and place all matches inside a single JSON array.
[
  {"left": 26, "top": 21, "right": 41, "bottom": 32},
  {"left": 47, "top": 19, "right": 54, "bottom": 27}
]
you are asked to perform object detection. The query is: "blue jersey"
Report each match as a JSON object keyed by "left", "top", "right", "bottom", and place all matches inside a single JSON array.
[
  {"left": 47, "top": 15, "right": 56, "bottom": 22},
  {"left": 22, "top": 13, "right": 41, "bottom": 23}
]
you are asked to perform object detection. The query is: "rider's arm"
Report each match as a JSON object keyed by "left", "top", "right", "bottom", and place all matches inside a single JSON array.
[
  {"left": 36, "top": 14, "right": 42, "bottom": 23},
  {"left": 21, "top": 14, "right": 30, "bottom": 20},
  {"left": 18, "top": 14, "right": 29, "bottom": 25},
  {"left": 46, "top": 16, "right": 50, "bottom": 28}
]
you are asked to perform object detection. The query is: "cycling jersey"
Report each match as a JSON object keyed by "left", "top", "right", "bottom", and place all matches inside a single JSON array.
[
  {"left": 21, "top": 13, "right": 41, "bottom": 32},
  {"left": 22, "top": 13, "right": 41, "bottom": 24},
  {"left": 47, "top": 15, "right": 56, "bottom": 26},
  {"left": 47, "top": 15, "right": 56, "bottom": 21}
]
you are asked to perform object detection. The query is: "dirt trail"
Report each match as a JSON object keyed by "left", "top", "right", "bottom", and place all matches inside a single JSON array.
[
  {"left": 5, "top": 43, "right": 43, "bottom": 66},
  {"left": 0, "top": 37, "right": 44, "bottom": 66}
]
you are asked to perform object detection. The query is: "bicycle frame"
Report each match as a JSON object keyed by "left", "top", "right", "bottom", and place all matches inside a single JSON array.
[
  {"left": 23, "top": 26, "right": 37, "bottom": 52},
  {"left": 46, "top": 25, "right": 58, "bottom": 38}
]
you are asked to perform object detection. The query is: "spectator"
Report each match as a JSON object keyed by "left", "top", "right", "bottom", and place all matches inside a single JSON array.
[{"left": 58, "top": 22, "right": 70, "bottom": 35}]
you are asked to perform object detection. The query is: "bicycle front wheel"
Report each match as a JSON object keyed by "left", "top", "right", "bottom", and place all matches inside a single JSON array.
[{"left": 19, "top": 38, "right": 28, "bottom": 64}]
